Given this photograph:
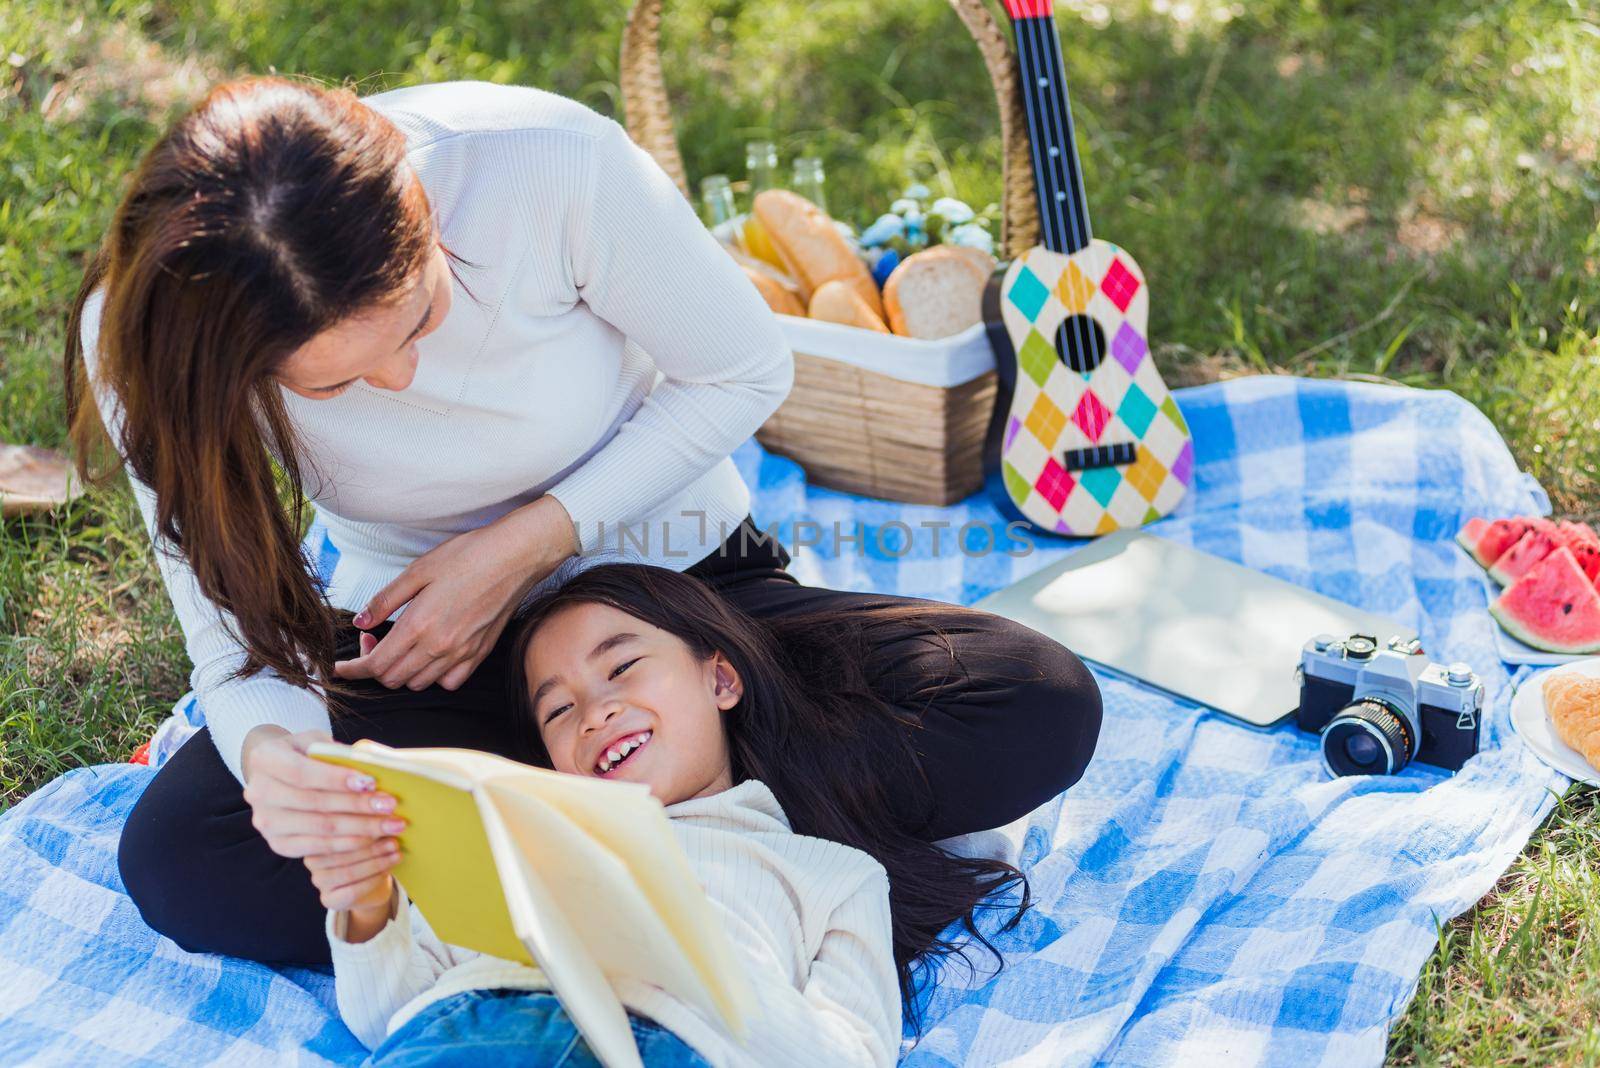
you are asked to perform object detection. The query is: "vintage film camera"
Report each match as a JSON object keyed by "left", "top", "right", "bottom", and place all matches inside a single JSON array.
[{"left": 1295, "top": 634, "right": 1483, "bottom": 777}]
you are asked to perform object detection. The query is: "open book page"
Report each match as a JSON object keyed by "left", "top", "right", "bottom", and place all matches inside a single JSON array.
[
  {"left": 486, "top": 774, "right": 754, "bottom": 1035},
  {"left": 309, "top": 742, "right": 530, "bottom": 965},
  {"left": 308, "top": 741, "right": 753, "bottom": 1062},
  {"left": 477, "top": 786, "right": 644, "bottom": 1068}
]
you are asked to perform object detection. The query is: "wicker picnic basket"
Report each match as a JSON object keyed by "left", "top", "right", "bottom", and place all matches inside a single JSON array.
[{"left": 619, "top": 0, "right": 1041, "bottom": 506}]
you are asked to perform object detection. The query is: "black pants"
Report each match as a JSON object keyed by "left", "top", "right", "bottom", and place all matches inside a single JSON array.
[{"left": 117, "top": 514, "right": 1102, "bottom": 965}]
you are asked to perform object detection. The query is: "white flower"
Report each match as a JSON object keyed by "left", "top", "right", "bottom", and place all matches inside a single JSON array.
[{"left": 945, "top": 222, "right": 995, "bottom": 254}]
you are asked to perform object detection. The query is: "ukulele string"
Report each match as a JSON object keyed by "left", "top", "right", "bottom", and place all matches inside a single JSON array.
[
  {"left": 1031, "top": 12, "right": 1102, "bottom": 385},
  {"left": 1012, "top": 13, "right": 1088, "bottom": 495},
  {"left": 1017, "top": 13, "right": 1096, "bottom": 401}
]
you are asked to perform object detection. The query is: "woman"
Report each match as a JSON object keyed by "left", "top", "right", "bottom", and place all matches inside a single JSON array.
[{"left": 65, "top": 75, "right": 1102, "bottom": 966}]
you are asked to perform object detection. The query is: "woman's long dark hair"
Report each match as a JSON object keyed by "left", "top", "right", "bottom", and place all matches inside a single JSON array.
[
  {"left": 62, "top": 74, "right": 479, "bottom": 693},
  {"left": 506, "top": 561, "right": 1033, "bottom": 1026}
]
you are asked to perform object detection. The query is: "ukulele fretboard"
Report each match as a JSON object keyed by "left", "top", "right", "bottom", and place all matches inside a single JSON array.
[{"left": 1010, "top": 10, "right": 1093, "bottom": 257}]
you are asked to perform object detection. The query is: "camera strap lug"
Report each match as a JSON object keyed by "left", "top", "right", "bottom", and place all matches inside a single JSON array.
[{"left": 1457, "top": 708, "right": 1477, "bottom": 730}]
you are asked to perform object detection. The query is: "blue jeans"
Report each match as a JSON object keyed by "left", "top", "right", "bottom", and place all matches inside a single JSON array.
[{"left": 363, "top": 989, "right": 714, "bottom": 1067}]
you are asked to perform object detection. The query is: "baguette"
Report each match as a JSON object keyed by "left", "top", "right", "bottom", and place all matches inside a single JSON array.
[
  {"left": 881, "top": 246, "right": 989, "bottom": 339},
  {"left": 753, "top": 189, "right": 883, "bottom": 318},
  {"left": 808, "top": 279, "right": 890, "bottom": 333}
]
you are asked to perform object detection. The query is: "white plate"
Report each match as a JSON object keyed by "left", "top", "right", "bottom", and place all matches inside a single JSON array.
[
  {"left": 1509, "top": 658, "right": 1600, "bottom": 785},
  {"left": 1477, "top": 570, "right": 1588, "bottom": 666}
]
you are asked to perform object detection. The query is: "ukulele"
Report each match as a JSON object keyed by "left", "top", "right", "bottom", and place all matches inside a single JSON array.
[{"left": 982, "top": 0, "right": 1193, "bottom": 537}]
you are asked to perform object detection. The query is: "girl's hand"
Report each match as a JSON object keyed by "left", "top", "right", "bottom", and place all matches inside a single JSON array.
[
  {"left": 311, "top": 854, "right": 399, "bottom": 944},
  {"left": 332, "top": 496, "right": 578, "bottom": 692},
  {"left": 241, "top": 726, "right": 406, "bottom": 857},
  {"left": 307, "top": 841, "right": 399, "bottom": 915}
]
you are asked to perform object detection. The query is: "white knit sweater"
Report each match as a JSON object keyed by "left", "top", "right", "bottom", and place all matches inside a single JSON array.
[
  {"left": 326, "top": 779, "right": 901, "bottom": 1068},
  {"left": 78, "top": 81, "right": 794, "bottom": 784}
]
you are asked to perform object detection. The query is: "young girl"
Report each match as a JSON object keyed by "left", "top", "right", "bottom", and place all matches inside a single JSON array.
[{"left": 313, "top": 560, "right": 1032, "bottom": 1066}]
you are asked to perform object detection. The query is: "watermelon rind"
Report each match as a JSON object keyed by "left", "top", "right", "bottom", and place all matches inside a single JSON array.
[
  {"left": 1489, "top": 546, "right": 1600, "bottom": 654},
  {"left": 1488, "top": 528, "right": 1560, "bottom": 586}
]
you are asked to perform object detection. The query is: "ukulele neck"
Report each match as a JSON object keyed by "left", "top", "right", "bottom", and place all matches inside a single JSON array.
[{"left": 1005, "top": 1, "right": 1093, "bottom": 256}]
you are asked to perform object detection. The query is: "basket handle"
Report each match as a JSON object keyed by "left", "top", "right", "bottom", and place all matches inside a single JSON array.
[{"left": 618, "top": 0, "right": 1041, "bottom": 260}]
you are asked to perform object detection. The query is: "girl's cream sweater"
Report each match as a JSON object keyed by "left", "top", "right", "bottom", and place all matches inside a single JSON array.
[{"left": 327, "top": 779, "right": 900, "bottom": 1067}]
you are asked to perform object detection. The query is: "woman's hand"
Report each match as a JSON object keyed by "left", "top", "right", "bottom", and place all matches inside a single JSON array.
[
  {"left": 240, "top": 726, "right": 406, "bottom": 857},
  {"left": 333, "top": 496, "right": 579, "bottom": 692}
]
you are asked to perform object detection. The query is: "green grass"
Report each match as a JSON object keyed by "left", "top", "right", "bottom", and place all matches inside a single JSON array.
[{"left": 1, "top": 0, "right": 1597, "bottom": 1061}]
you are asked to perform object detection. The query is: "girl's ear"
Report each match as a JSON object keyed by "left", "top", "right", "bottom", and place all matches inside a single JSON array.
[{"left": 711, "top": 652, "right": 743, "bottom": 711}]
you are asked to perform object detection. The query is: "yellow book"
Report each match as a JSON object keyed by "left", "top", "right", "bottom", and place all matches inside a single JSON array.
[{"left": 309, "top": 739, "right": 754, "bottom": 1068}]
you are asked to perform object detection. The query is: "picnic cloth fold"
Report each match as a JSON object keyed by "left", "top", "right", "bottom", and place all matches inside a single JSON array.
[{"left": 0, "top": 376, "right": 1566, "bottom": 1067}]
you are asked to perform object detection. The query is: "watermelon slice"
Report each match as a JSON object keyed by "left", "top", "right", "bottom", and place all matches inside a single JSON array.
[
  {"left": 1489, "top": 546, "right": 1600, "bottom": 654},
  {"left": 1456, "top": 515, "right": 1555, "bottom": 570},
  {"left": 1488, "top": 527, "right": 1562, "bottom": 585},
  {"left": 1566, "top": 542, "right": 1600, "bottom": 583}
]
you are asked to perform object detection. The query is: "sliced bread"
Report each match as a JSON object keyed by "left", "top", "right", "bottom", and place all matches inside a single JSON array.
[{"left": 882, "top": 246, "right": 989, "bottom": 339}]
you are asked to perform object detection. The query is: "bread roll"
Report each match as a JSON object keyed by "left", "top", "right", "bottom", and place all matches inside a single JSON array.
[
  {"left": 1543, "top": 671, "right": 1600, "bottom": 772},
  {"left": 882, "top": 246, "right": 989, "bottom": 339},
  {"left": 808, "top": 278, "right": 889, "bottom": 333},
  {"left": 740, "top": 266, "right": 806, "bottom": 316},
  {"left": 753, "top": 189, "right": 884, "bottom": 318}
]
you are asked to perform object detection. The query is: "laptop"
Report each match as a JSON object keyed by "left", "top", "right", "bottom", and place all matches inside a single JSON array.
[{"left": 973, "top": 530, "right": 1415, "bottom": 727}]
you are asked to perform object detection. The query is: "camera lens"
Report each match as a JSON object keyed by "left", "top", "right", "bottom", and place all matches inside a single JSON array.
[
  {"left": 1341, "top": 731, "right": 1383, "bottom": 769},
  {"left": 1320, "top": 698, "right": 1415, "bottom": 777}
]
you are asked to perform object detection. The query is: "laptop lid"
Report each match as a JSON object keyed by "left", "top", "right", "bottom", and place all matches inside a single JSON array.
[{"left": 973, "top": 530, "right": 1416, "bottom": 727}]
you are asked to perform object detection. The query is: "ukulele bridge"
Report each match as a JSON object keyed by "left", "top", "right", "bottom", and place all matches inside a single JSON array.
[{"left": 1061, "top": 442, "right": 1137, "bottom": 471}]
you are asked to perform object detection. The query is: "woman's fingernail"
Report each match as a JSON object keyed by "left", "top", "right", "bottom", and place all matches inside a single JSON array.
[
  {"left": 370, "top": 795, "right": 395, "bottom": 813},
  {"left": 383, "top": 819, "right": 406, "bottom": 834},
  {"left": 353, "top": 611, "right": 371, "bottom": 628},
  {"left": 348, "top": 774, "right": 376, "bottom": 792}
]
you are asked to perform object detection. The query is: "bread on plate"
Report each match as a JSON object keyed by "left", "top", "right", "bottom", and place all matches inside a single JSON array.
[{"left": 1542, "top": 670, "right": 1600, "bottom": 772}]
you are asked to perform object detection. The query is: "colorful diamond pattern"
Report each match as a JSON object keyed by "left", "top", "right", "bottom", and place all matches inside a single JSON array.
[
  {"left": 1123, "top": 444, "right": 1168, "bottom": 502},
  {"left": 1002, "top": 460, "right": 1030, "bottom": 504},
  {"left": 1033, "top": 457, "right": 1076, "bottom": 511},
  {"left": 1079, "top": 465, "right": 1121, "bottom": 507},
  {"left": 1101, "top": 257, "right": 1140, "bottom": 313},
  {"left": 1018, "top": 330, "right": 1058, "bottom": 388},
  {"left": 1009, "top": 267, "right": 1050, "bottom": 321},
  {"left": 1170, "top": 439, "right": 1195, "bottom": 486},
  {"left": 1111, "top": 322, "right": 1147, "bottom": 374},
  {"left": 1161, "top": 394, "right": 1189, "bottom": 435},
  {"left": 1118, "top": 382, "right": 1158, "bottom": 438},
  {"left": 1054, "top": 261, "right": 1095, "bottom": 313},
  {"left": 1070, "top": 390, "right": 1113, "bottom": 443},
  {"left": 997, "top": 242, "right": 1192, "bottom": 534},
  {"left": 1024, "top": 393, "right": 1067, "bottom": 450}
]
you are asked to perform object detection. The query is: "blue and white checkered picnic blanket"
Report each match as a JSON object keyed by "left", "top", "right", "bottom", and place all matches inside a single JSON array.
[{"left": 0, "top": 376, "right": 1568, "bottom": 1066}]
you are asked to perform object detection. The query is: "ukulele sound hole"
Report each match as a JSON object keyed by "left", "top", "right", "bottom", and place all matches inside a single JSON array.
[{"left": 1055, "top": 315, "right": 1108, "bottom": 374}]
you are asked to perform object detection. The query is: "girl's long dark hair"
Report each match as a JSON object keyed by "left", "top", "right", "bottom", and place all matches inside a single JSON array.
[{"left": 506, "top": 561, "right": 1033, "bottom": 1026}]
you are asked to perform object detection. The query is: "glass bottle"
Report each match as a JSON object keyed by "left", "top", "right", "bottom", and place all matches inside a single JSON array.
[
  {"left": 790, "top": 155, "right": 828, "bottom": 215},
  {"left": 739, "top": 140, "right": 787, "bottom": 270},
  {"left": 700, "top": 174, "right": 737, "bottom": 228},
  {"left": 744, "top": 140, "right": 780, "bottom": 197}
]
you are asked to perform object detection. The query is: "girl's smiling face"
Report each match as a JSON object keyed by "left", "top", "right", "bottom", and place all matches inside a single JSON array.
[{"left": 523, "top": 601, "right": 741, "bottom": 805}]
